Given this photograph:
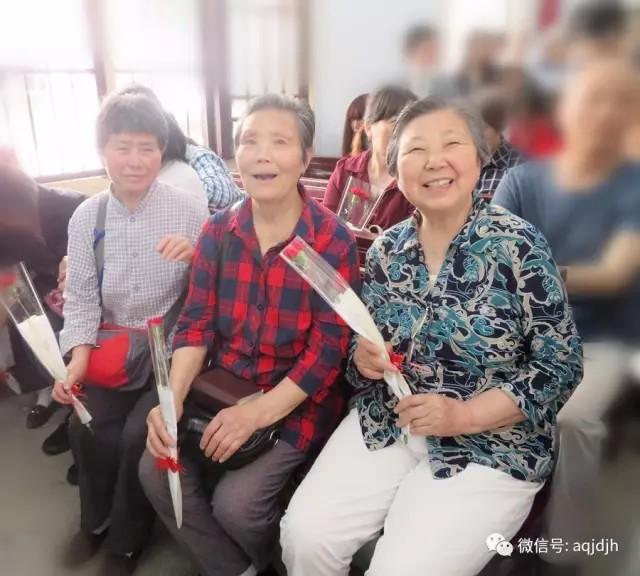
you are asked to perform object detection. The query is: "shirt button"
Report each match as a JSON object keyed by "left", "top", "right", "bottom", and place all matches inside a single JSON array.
[
  {"left": 132, "top": 252, "right": 138, "bottom": 259},
  {"left": 130, "top": 216, "right": 136, "bottom": 223},
  {"left": 257, "top": 303, "right": 264, "bottom": 311}
]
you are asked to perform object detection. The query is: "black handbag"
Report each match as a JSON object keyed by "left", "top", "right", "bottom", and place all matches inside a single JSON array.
[{"left": 180, "top": 368, "right": 280, "bottom": 470}]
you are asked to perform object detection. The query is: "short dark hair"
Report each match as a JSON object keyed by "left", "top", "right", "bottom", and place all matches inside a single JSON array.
[
  {"left": 568, "top": 1, "right": 627, "bottom": 40},
  {"left": 114, "top": 84, "right": 186, "bottom": 161},
  {"left": 96, "top": 91, "right": 169, "bottom": 151},
  {"left": 404, "top": 24, "right": 437, "bottom": 55},
  {"left": 386, "top": 97, "right": 490, "bottom": 178},
  {"left": 234, "top": 94, "right": 315, "bottom": 158},
  {"left": 364, "top": 85, "right": 418, "bottom": 126},
  {"left": 472, "top": 88, "right": 510, "bottom": 133},
  {"left": 342, "top": 93, "right": 368, "bottom": 156}
]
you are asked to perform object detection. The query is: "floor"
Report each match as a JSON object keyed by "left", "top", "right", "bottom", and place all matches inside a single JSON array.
[{"left": 0, "top": 384, "right": 195, "bottom": 576}]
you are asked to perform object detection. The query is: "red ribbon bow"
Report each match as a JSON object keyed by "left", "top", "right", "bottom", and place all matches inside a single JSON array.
[
  {"left": 389, "top": 351, "right": 405, "bottom": 370},
  {"left": 70, "top": 382, "right": 85, "bottom": 398},
  {"left": 155, "top": 456, "right": 185, "bottom": 473}
]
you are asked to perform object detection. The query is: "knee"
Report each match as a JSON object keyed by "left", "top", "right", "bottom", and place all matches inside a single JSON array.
[
  {"left": 280, "top": 492, "right": 333, "bottom": 562},
  {"left": 212, "top": 482, "right": 267, "bottom": 538}
]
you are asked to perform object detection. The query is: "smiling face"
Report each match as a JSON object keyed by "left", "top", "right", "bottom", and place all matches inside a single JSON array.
[
  {"left": 235, "top": 108, "right": 310, "bottom": 203},
  {"left": 102, "top": 132, "right": 163, "bottom": 197},
  {"left": 396, "top": 108, "right": 481, "bottom": 215}
]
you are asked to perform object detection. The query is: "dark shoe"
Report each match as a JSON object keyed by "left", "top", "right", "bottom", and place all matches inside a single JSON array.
[
  {"left": 42, "top": 420, "right": 70, "bottom": 455},
  {"left": 66, "top": 463, "right": 79, "bottom": 486},
  {"left": 60, "top": 530, "right": 107, "bottom": 569},
  {"left": 26, "top": 403, "right": 56, "bottom": 429},
  {"left": 97, "top": 552, "right": 139, "bottom": 576}
]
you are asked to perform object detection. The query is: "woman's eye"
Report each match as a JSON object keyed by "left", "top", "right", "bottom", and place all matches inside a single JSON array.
[
  {"left": 274, "top": 139, "right": 287, "bottom": 145},
  {"left": 445, "top": 141, "right": 461, "bottom": 148},
  {"left": 242, "top": 138, "right": 256, "bottom": 145}
]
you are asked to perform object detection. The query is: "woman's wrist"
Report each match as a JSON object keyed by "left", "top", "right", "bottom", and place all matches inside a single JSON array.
[
  {"left": 71, "top": 345, "right": 91, "bottom": 364},
  {"left": 458, "top": 400, "right": 477, "bottom": 435}
]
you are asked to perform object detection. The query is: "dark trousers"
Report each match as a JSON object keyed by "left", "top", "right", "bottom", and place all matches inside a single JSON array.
[
  {"left": 139, "top": 440, "right": 307, "bottom": 576},
  {"left": 69, "top": 384, "right": 157, "bottom": 555},
  {"left": 8, "top": 309, "right": 62, "bottom": 394}
]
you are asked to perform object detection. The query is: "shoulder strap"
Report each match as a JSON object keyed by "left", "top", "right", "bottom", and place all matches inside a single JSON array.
[
  {"left": 165, "top": 227, "right": 230, "bottom": 333},
  {"left": 93, "top": 193, "right": 109, "bottom": 304}
]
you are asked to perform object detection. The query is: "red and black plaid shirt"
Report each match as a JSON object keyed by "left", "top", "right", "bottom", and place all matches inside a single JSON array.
[{"left": 174, "top": 188, "right": 360, "bottom": 451}]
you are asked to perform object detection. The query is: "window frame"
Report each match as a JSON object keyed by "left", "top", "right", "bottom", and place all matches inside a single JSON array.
[{"left": 1, "top": 0, "right": 310, "bottom": 177}]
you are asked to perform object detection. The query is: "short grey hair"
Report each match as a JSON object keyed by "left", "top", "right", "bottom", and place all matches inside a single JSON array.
[
  {"left": 386, "top": 97, "right": 491, "bottom": 178},
  {"left": 234, "top": 94, "right": 315, "bottom": 158}
]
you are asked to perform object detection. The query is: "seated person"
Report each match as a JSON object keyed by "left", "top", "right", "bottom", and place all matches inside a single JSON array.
[
  {"left": 186, "top": 139, "right": 246, "bottom": 211},
  {"left": 139, "top": 94, "right": 360, "bottom": 576},
  {"left": 116, "top": 83, "right": 208, "bottom": 211},
  {"left": 472, "top": 87, "right": 522, "bottom": 201},
  {"left": 494, "top": 58, "right": 640, "bottom": 570},
  {"left": 281, "top": 97, "right": 583, "bottom": 576},
  {"left": 341, "top": 93, "right": 368, "bottom": 157},
  {"left": 53, "top": 90, "right": 208, "bottom": 575},
  {"left": 323, "top": 86, "right": 417, "bottom": 231},
  {"left": 508, "top": 80, "right": 562, "bottom": 159},
  {"left": 0, "top": 152, "right": 84, "bottom": 436}
]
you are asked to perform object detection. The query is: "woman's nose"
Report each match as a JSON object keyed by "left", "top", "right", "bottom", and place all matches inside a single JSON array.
[{"left": 424, "top": 153, "right": 446, "bottom": 171}]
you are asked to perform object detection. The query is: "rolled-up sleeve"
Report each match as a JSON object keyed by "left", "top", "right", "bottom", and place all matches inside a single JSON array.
[
  {"left": 497, "top": 229, "right": 583, "bottom": 429},
  {"left": 173, "top": 217, "right": 219, "bottom": 351},
  {"left": 59, "top": 202, "right": 102, "bottom": 356},
  {"left": 287, "top": 240, "right": 360, "bottom": 400}
]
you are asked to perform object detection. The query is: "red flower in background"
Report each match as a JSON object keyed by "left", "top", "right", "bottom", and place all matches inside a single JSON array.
[{"left": 352, "top": 187, "right": 370, "bottom": 201}]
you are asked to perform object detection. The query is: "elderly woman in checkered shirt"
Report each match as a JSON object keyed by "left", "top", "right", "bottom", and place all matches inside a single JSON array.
[{"left": 52, "top": 90, "right": 208, "bottom": 574}]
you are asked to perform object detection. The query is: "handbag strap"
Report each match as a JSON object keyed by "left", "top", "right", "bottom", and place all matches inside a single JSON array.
[
  {"left": 93, "top": 193, "right": 109, "bottom": 304},
  {"left": 92, "top": 192, "right": 184, "bottom": 332}
]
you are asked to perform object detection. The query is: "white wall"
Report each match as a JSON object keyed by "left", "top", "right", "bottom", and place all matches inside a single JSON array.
[
  {"left": 441, "top": 0, "right": 510, "bottom": 71},
  {"left": 310, "top": 0, "right": 443, "bottom": 156}
]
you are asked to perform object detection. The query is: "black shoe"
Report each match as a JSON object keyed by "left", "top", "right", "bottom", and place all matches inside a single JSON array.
[
  {"left": 97, "top": 552, "right": 139, "bottom": 576},
  {"left": 42, "top": 420, "right": 70, "bottom": 455},
  {"left": 60, "top": 530, "right": 107, "bottom": 569},
  {"left": 66, "top": 463, "right": 79, "bottom": 486},
  {"left": 26, "top": 403, "right": 56, "bottom": 429}
]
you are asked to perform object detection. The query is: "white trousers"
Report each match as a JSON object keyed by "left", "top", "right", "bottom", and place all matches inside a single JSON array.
[{"left": 281, "top": 409, "right": 542, "bottom": 576}]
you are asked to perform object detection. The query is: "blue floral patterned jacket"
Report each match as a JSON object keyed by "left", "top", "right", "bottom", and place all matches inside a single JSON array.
[{"left": 347, "top": 198, "right": 583, "bottom": 482}]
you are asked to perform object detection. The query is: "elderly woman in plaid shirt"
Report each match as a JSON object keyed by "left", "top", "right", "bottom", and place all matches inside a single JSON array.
[
  {"left": 140, "top": 94, "right": 360, "bottom": 576},
  {"left": 53, "top": 91, "right": 208, "bottom": 575}
]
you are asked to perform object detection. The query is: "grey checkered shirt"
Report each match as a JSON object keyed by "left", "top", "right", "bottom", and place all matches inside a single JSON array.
[{"left": 59, "top": 181, "right": 209, "bottom": 356}]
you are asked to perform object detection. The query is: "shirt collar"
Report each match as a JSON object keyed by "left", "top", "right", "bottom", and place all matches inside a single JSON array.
[
  {"left": 486, "top": 138, "right": 515, "bottom": 169},
  {"left": 228, "top": 183, "right": 316, "bottom": 252},
  {"left": 394, "top": 194, "right": 485, "bottom": 255},
  {"left": 342, "top": 150, "right": 371, "bottom": 176},
  {"left": 108, "top": 179, "right": 159, "bottom": 215},
  {"left": 343, "top": 149, "right": 400, "bottom": 194}
]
